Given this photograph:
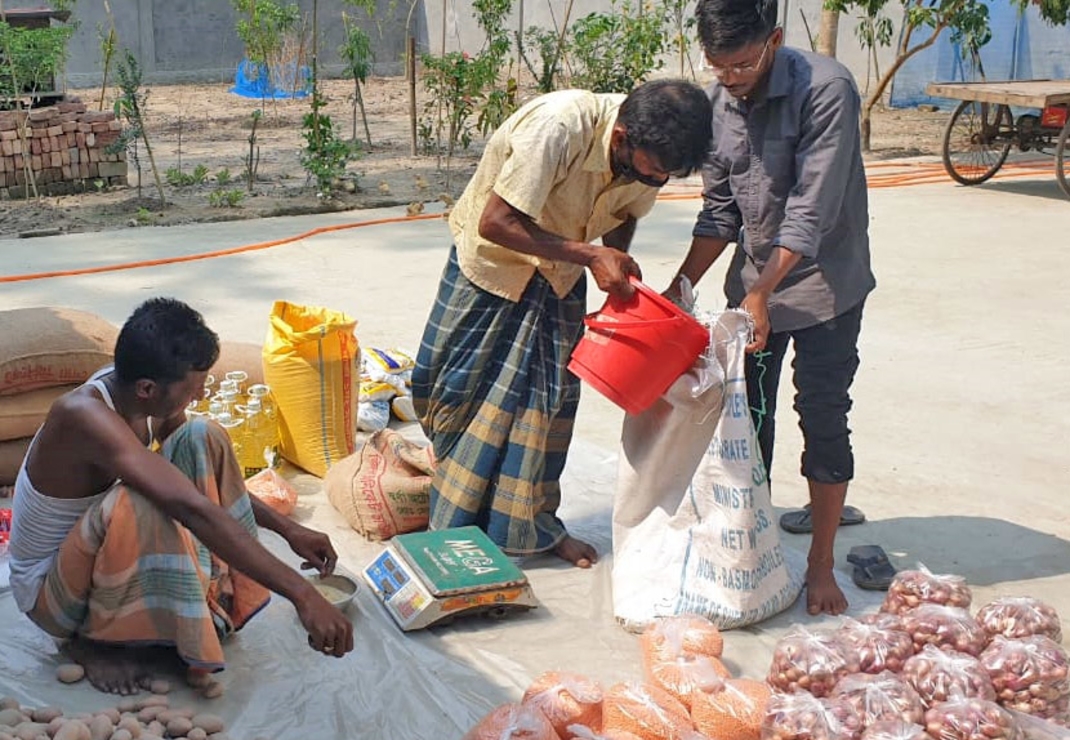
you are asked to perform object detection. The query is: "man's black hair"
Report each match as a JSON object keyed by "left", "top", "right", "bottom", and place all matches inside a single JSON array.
[
  {"left": 114, "top": 297, "right": 220, "bottom": 385},
  {"left": 696, "top": 0, "right": 778, "bottom": 56},
  {"left": 617, "top": 78, "right": 713, "bottom": 177}
]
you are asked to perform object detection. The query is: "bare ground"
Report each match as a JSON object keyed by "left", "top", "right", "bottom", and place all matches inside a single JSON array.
[{"left": 0, "top": 76, "right": 949, "bottom": 240}]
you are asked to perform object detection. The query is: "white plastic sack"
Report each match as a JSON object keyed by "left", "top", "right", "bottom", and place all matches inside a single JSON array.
[{"left": 612, "top": 309, "right": 804, "bottom": 631}]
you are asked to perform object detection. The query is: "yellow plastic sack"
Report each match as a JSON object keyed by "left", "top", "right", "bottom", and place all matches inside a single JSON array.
[{"left": 263, "top": 301, "right": 360, "bottom": 477}]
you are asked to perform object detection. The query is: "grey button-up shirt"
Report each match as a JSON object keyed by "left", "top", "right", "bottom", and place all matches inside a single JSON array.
[{"left": 693, "top": 47, "right": 876, "bottom": 332}]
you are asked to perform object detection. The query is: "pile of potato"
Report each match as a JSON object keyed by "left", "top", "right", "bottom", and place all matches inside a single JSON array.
[{"left": 0, "top": 693, "right": 260, "bottom": 740}]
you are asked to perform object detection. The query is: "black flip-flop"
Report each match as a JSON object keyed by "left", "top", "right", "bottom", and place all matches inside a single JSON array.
[
  {"left": 779, "top": 503, "right": 866, "bottom": 534},
  {"left": 847, "top": 544, "right": 897, "bottom": 591}
]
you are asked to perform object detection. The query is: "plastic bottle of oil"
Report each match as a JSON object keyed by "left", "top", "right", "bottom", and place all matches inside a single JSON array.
[
  {"left": 247, "top": 384, "right": 280, "bottom": 467},
  {"left": 239, "top": 398, "right": 269, "bottom": 478},
  {"left": 215, "top": 411, "right": 245, "bottom": 464}
]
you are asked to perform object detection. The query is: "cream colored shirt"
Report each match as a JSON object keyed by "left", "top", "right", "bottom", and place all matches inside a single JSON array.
[{"left": 448, "top": 89, "right": 659, "bottom": 302}]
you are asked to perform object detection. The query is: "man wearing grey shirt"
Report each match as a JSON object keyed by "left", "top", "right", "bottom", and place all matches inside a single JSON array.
[{"left": 666, "top": 0, "right": 876, "bottom": 615}]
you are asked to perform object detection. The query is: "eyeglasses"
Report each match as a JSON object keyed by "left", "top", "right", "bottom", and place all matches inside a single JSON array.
[
  {"left": 617, "top": 139, "right": 671, "bottom": 188},
  {"left": 708, "top": 31, "right": 777, "bottom": 76}
]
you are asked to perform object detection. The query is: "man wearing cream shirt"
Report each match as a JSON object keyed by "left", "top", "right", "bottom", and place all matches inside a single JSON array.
[{"left": 413, "top": 79, "right": 713, "bottom": 567}]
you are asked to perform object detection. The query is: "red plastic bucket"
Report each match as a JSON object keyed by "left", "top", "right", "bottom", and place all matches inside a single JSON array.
[{"left": 568, "top": 278, "right": 709, "bottom": 415}]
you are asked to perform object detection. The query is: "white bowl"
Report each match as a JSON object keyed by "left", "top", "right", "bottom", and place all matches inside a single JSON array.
[{"left": 306, "top": 573, "right": 359, "bottom": 610}]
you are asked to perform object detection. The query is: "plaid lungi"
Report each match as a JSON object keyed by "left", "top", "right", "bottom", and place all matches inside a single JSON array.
[
  {"left": 412, "top": 246, "right": 586, "bottom": 555},
  {"left": 28, "top": 417, "right": 270, "bottom": 671}
]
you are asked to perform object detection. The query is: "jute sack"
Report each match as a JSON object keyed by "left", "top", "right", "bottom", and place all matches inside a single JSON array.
[
  {"left": 0, "top": 385, "right": 75, "bottom": 442},
  {"left": 325, "top": 429, "right": 435, "bottom": 540},
  {"left": 212, "top": 340, "right": 266, "bottom": 386},
  {"left": 612, "top": 310, "right": 804, "bottom": 631},
  {"left": 0, "top": 437, "right": 32, "bottom": 486},
  {"left": 0, "top": 307, "right": 118, "bottom": 396}
]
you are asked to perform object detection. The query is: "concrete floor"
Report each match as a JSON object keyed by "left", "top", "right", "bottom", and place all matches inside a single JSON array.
[{"left": 1, "top": 171, "right": 1069, "bottom": 736}]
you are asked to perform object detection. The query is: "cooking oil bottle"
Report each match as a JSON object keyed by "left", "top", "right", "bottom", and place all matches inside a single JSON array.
[
  {"left": 239, "top": 398, "right": 269, "bottom": 478},
  {"left": 215, "top": 411, "right": 245, "bottom": 464},
  {"left": 247, "top": 384, "right": 280, "bottom": 467}
]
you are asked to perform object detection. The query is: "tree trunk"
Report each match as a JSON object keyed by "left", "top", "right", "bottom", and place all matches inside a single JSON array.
[
  {"left": 816, "top": 8, "right": 839, "bottom": 58},
  {"left": 861, "top": 21, "right": 947, "bottom": 152}
]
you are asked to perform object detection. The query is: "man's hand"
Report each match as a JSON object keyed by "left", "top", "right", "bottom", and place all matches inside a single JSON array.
[
  {"left": 740, "top": 291, "right": 771, "bottom": 353},
  {"left": 287, "top": 524, "right": 338, "bottom": 577},
  {"left": 589, "top": 246, "right": 641, "bottom": 300},
  {"left": 296, "top": 587, "right": 354, "bottom": 658}
]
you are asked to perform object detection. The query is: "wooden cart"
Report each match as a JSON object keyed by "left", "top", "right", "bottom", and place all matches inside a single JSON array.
[{"left": 925, "top": 80, "right": 1070, "bottom": 198}]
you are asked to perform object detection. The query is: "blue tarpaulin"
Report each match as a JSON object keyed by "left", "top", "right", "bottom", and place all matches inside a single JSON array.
[
  {"left": 889, "top": 2, "right": 1070, "bottom": 109},
  {"left": 230, "top": 58, "right": 311, "bottom": 100}
]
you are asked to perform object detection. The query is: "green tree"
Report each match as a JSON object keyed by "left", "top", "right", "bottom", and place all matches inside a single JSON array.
[
  {"left": 340, "top": 12, "right": 374, "bottom": 147},
  {"left": 109, "top": 50, "right": 167, "bottom": 207},
  {"left": 825, "top": 0, "right": 991, "bottom": 151},
  {"left": 568, "top": 0, "right": 669, "bottom": 93}
]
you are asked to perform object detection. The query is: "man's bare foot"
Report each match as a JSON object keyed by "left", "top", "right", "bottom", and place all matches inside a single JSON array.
[
  {"left": 806, "top": 567, "right": 848, "bottom": 616},
  {"left": 554, "top": 535, "right": 597, "bottom": 568},
  {"left": 65, "top": 637, "right": 149, "bottom": 696}
]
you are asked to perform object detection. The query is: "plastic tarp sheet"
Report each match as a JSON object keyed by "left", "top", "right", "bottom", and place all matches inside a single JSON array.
[
  {"left": 0, "top": 433, "right": 885, "bottom": 740},
  {"left": 230, "top": 59, "right": 311, "bottom": 100},
  {"left": 889, "top": 1, "right": 1070, "bottom": 109}
]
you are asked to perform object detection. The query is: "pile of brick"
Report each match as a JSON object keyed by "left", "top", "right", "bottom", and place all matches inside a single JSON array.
[{"left": 0, "top": 99, "right": 128, "bottom": 198}]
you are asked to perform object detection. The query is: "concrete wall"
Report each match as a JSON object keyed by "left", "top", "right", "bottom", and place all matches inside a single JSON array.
[
  {"left": 53, "top": 0, "right": 899, "bottom": 94},
  {"left": 59, "top": 0, "right": 414, "bottom": 88}
]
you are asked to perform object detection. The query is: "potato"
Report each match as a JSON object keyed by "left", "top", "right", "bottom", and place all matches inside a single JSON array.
[
  {"left": 144, "top": 723, "right": 165, "bottom": 740},
  {"left": 767, "top": 627, "right": 859, "bottom": 698},
  {"left": 860, "top": 718, "right": 928, "bottom": 740},
  {"left": 0, "top": 709, "right": 26, "bottom": 727},
  {"left": 923, "top": 697, "right": 1022, "bottom": 740},
  {"left": 149, "top": 682, "right": 170, "bottom": 697},
  {"left": 761, "top": 691, "right": 863, "bottom": 740},
  {"left": 902, "top": 646, "right": 996, "bottom": 707},
  {"left": 52, "top": 722, "right": 90, "bottom": 740},
  {"left": 165, "top": 718, "right": 193, "bottom": 738},
  {"left": 184, "top": 730, "right": 206, "bottom": 740},
  {"left": 109, "top": 731, "right": 133, "bottom": 740},
  {"left": 880, "top": 570, "right": 972, "bottom": 616},
  {"left": 115, "top": 719, "right": 141, "bottom": 739},
  {"left": 87, "top": 715, "right": 113, "bottom": 740},
  {"left": 135, "top": 709, "right": 161, "bottom": 725},
  {"left": 13, "top": 722, "right": 50, "bottom": 740},
  {"left": 134, "top": 699, "right": 167, "bottom": 712},
  {"left": 30, "top": 709, "right": 61, "bottom": 725},
  {"left": 55, "top": 665, "right": 85, "bottom": 685},
  {"left": 831, "top": 671, "right": 926, "bottom": 726},
  {"left": 976, "top": 598, "right": 1064, "bottom": 644},
  {"left": 901, "top": 605, "right": 987, "bottom": 657},
  {"left": 189, "top": 718, "right": 223, "bottom": 736},
  {"left": 838, "top": 619, "right": 916, "bottom": 675},
  {"left": 980, "top": 635, "right": 1070, "bottom": 721},
  {"left": 199, "top": 684, "right": 223, "bottom": 701},
  {"left": 0, "top": 699, "right": 19, "bottom": 712},
  {"left": 97, "top": 711, "right": 120, "bottom": 726}
]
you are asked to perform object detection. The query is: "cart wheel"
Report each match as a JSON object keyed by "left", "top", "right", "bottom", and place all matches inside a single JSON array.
[
  {"left": 1057, "top": 121, "right": 1070, "bottom": 199},
  {"left": 942, "top": 101, "right": 1013, "bottom": 185}
]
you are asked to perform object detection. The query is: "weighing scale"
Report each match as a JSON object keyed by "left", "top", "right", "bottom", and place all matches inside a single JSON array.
[{"left": 362, "top": 526, "right": 538, "bottom": 631}]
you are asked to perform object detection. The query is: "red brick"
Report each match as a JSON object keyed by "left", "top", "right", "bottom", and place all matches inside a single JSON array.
[
  {"left": 31, "top": 139, "right": 41, "bottom": 155},
  {"left": 40, "top": 137, "right": 50, "bottom": 153}
]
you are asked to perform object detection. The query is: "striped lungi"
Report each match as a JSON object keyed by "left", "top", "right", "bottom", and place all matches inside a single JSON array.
[
  {"left": 412, "top": 246, "right": 586, "bottom": 556},
  {"left": 28, "top": 417, "right": 270, "bottom": 671}
]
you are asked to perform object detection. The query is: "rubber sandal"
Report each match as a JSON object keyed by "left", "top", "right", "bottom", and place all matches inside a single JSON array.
[
  {"left": 847, "top": 544, "right": 897, "bottom": 591},
  {"left": 778, "top": 503, "right": 866, "bottom": 534}
]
